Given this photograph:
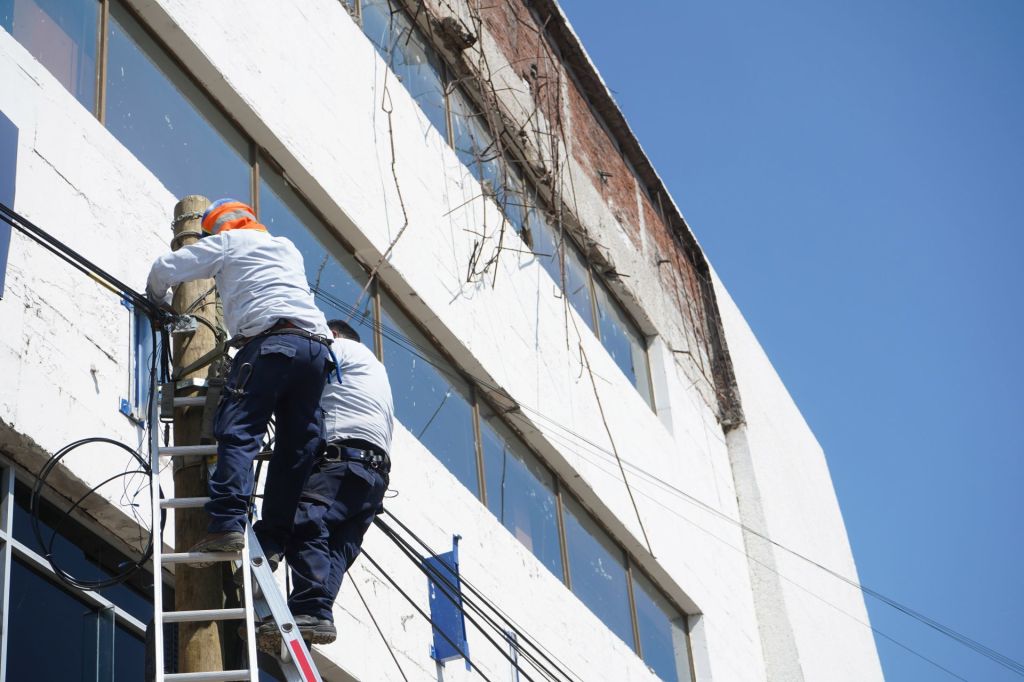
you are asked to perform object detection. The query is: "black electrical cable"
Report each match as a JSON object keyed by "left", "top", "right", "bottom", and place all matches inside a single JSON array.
[
  {"left": 375, "top": 521, "right": 561, "bottom": 682},
  {"left": 374, "top": 526, "right": 546, "bottom": 682},
  {"left": 30, "top": 438, "right": 155, "bottom": 590},
  {"left": 376, "top": 519, "right": 575, "bottom": 682},
  {"left": 360, "top": 548, "right": 496, "bottom": 682},
  {"left": 1, "top": 201, "right": 177, "bottom": 592},
  {"left": 0, "top": 202, "right": 169, "bottom": 322},
  {"left": 315, "top": 285, "right": 1024, "bottom": 679},
  {"left": 3, "top": 201, "right": 1015, "bottom": 676},
  {"left": 29, "top": 322, "right": 168, "bottom": 592},
  {"left": 351, "top": 580, "right": 411, "bottom": 682},
  {"left": 373, "top": 520, "right": 564, "bottom": 682},
  {"left": 377, "top": 514, "right": 582, "bottom": 682}
]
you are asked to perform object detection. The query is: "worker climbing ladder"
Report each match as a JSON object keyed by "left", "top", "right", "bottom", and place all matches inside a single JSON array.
[{"left": 149, "top": 383, "right": 324, "bottom": 682}]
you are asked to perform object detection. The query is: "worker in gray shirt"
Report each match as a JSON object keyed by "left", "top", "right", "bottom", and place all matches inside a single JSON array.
[
  {"left": 147, "top": 198, "right": 332, "bottom": 565},
  {"left": 256, "top": 319, "right": 394, "bottom": 649}
]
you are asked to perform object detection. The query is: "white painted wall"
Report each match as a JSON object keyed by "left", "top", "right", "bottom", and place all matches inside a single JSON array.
[
  {"left": 713, "top": 272, "right": 884, "bottom": 682},
  {"left": 0, "top": 1, "right": 881, "bottom": 679}
]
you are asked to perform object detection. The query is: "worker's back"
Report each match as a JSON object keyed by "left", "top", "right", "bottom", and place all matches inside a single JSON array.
[
  {"left": 322, "top": 338, "right": 395, "bottom": 455},
  {"left": 214, "top": 230, "right": 327, "bottom": 338}
]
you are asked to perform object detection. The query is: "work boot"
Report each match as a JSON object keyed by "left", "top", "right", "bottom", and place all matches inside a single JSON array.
[
  {"left": 243, "top": 615, "right": 336, "bottom": 653},
  {"left": 186, "top": 531, "right": 245, "bottom": 568},
  {"left": 247, "top": 617, "right": 283, "bottom": 654},
  {"left": 298, "top": 615, "right": 337, "bottom": 645}
]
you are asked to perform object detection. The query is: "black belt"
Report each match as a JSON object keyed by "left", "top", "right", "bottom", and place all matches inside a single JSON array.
[
  {"left": 323, "top": 441, "right": 391, "bottom": 473},
  {"left": 229, "top": 319, "right": 333, "bottom": 349}
]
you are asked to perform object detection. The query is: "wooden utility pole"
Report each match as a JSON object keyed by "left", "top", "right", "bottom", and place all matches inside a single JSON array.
[{"left": 170, "top": 195, "right": 225, "bottom": 673}]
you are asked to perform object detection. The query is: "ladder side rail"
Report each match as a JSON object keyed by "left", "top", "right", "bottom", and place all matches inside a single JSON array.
[
  {"left": 246, "top": 526, "right": 323, "bottom": 682},
  {"left": 151, "top": 383, "right": 167, "bottom": 682},
  {"left": 241, "top": 530, "right": 259, "bottom": 680}
]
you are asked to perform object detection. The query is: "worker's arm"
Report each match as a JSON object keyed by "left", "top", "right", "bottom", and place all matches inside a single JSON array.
[{"left": 146, "top": 237, "right": 226, "bottom": 307}]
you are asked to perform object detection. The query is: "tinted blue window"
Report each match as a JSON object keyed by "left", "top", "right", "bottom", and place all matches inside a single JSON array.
[
  {"left": 529, "top": 209, "right": 595, "bottom": 329},
  {"left": 105, "top": 6, "right": 250, "bottom": 201},
  {"left": 1, "top": 0, "right": 98, "bottom": 111},
  {"left": 633, "top": 572, "right": 693, "bottom": 682},
  {"left": 496, "top": 161, "right": 527, "bottom": 236},
  {"left": 381, "top": 297, "right": 478, "bottom": 494},
  {"left": 528, "top": 201, "right": 562, "bottom": 286},
  {"left": 480, "top": 404, "right": 563, "bottom": 579},
  {"left": 563, "top": 494, "right": 634, "bottom": 647},
  {"left": 449, "top": 87, "right": 500, "bottom": 188},
  {"left": 7, "top": 561, "right": 144, "bottom": 681},
  {"left": 258, "top": 167, "right": 376, "bottom": 347},
  {"left": 360, "top": 0, "right": 447, "bottom": 136},
  {"left": 594, "top": 280, "right": 652, "bottom": 406},
  {"left": 13, "top": 484, "right": 153, "bottom": 622},
  {"left": 561, "top": 241, "right": 595, "bottom": 331}
]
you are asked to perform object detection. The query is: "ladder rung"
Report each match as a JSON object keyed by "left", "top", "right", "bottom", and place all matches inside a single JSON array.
[
  {"left": 161, "top": 497, "right": 211, "bottom": 509},
  {"left": 160, "top": 444, "right": 218, "bottom": 457},
  {"left": 162, "top": 608, "right": 246, "bottom": 623},
  {"left": 161, "top": 551, "right": 240, "bottom": 564},
  {"left": 165, "top": 671, "right": 251, "bottom": 682},
  {"left": 173, "top": 396, "right": 207, "bottom": 407}
]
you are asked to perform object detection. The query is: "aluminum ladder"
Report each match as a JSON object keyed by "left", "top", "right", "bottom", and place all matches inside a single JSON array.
[{"left": 149, "top": 387, "right": 324, "bottom": 682}]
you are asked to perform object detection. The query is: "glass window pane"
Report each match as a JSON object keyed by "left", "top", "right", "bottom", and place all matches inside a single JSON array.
[
  {"left": 449, "top": 87, "right": 499, "bottom": 187},
  {"left": 529, "top": 202, "right": 562, "bottom": 285},
  {"left": 594, "top": 280, "right": 653, "bottom": 407},
  {"left": 480, "top": 404, "right": 563, "bottom": 578},
  {"left": 367, "top": 0, "right": 448, "bottom": 137},
  {"left": 1, "top": 0, "right": 98, "bottom": 111},
  {"left": 562, "top": 494, "right": 634, "bottom": 647},
  {"left": 360, "top": 0, "right": 448, "bottom": 136},
  {"left": 529, "top": 209, "right": 595, "bottom": 329},
  {"left": 633, "top": 572, "right": 694, "bottom": 682},
  {"left": 8, "top": 560, "right": 145, "bottom": 681},
  {"left": 13, "top": 483, "right": 154, "bottom": 622},
  {"left": 105, "top": 5, "right": 250, "bottom": 201},
  {"left": 258, "top": 166, "right": 376, "bottom": 346},
  {"left": 563, "top": 243, "right": 595, "bottom": 331},
  {"left": 380, "top": 296, "right": 478, "bottom": 495},
  {"left": 360, "top": 0, "right": 397, "bottom": 58},
  {"left": 496, "top": 160, "right": 527, "bottom": 237}
]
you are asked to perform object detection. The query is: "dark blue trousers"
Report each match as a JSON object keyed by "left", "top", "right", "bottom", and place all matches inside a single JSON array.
[
  {"left": 285, "top": 459, "right": 388, "bottom": 621},
  {"left": 207, "top": 334, "right": 329, "bottom": 557}
]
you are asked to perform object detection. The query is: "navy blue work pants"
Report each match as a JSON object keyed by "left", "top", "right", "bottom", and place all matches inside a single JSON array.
[
  {"left": 285, "top": 459, "right": 388, "bottom": 621},
  {"left": 207, "top": 333, "right": 329, "bottom": 557}
]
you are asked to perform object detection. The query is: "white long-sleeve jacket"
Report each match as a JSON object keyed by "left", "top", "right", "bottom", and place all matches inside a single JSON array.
[{"left": 146, "top": 230, "right": 329, "bottom": 338}]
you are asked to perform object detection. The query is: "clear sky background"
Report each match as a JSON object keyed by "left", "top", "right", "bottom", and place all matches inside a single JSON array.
[{"left": 556, "top": 1, "right": 1023, "bottom": 680}]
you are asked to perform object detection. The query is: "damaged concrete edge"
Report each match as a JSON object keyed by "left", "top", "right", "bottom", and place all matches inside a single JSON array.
[{"left": 456, "top": 0, "right": 746, "bottom": 429}]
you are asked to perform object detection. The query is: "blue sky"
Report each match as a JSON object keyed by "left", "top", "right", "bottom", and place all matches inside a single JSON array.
[{"left": 556, "top": 1, "right": 1024, "bottom": 680}]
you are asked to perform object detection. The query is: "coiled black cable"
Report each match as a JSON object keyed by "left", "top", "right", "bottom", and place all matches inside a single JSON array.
[{"left": 29, "top": 437, "right": 157, "bottom": 590}]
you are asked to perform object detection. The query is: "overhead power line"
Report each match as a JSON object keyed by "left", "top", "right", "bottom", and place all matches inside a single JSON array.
[
  {"left": 0, "top": 202, "right": 168, "bottom": 322},
  {"left": 311, "top": 285, "right": 1024, "bottom": 679},
  {"left": 2, "top": 201, "right": 1018, "bottom": 679}
]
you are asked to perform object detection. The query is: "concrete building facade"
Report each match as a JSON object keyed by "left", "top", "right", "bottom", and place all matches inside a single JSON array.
[{"left": 0, "top": 1, "right": 883, "bottom": 680}]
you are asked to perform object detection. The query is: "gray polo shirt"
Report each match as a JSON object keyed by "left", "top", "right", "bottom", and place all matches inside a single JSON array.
[{"left": 322, "top": 338, "right": 395, "bottom": 454}]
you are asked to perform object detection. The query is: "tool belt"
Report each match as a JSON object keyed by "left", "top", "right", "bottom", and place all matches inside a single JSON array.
[
  {"left": 228, "top": 319, "right": 333, "bottom": 350},
  {"left": 322, "top": 439, "right": 391, "bottom": 474}
]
